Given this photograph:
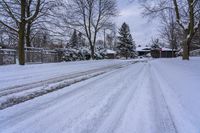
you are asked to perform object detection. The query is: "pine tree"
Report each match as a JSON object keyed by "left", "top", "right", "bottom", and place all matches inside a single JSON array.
[
  {"left": 117, "top": 22, "right": 135, "bottom": 59},
  {"left": 69, "top": 29, "right": 78, "bottom": 49},
  {"left": 77, "top": 32, "right": 85, "bottom": 47}
]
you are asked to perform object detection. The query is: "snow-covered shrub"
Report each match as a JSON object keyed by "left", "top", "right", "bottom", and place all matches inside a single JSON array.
[
  {"left": 56, "top": 48, "right": 92, "bottom": 61},
  {"left": 94, "top": 52, "right": 103, "bottom": 60},
  {"left": 62, "top": 49, "right": 79, "bottom": 61},
  {"left": 79, "top": 47, "right": 91, "bottom": 60}
]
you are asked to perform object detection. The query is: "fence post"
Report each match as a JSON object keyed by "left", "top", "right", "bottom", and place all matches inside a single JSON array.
[
  {"left": 41, "top": 49, "right": 43, "bottom": 63},
  {"left": 14, "top": 50, "right": 16, "bottom": 64},
  {"left": 0, "top": 50, "right": 3, "bottom": 65}
]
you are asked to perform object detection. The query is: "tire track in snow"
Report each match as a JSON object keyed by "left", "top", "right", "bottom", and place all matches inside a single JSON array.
[
  {"left": 114, "top": 63, "right": 178, "bottom": 133},
  {"left": 150, "top": 63, "right": 200, "bottom": 133},
  {"left": 96, "top": 63, "right": 148, "bottom": 133},
  {"left": 148, "top": 63, "right": 178, "bottom": 133},
  {"left": 47, "top": 63, "right": 146, "bottom": 133}
]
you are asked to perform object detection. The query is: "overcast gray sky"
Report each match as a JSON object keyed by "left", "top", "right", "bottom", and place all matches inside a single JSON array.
[{"left": 116, "top": 0, "right": 159, "bottom": 46}]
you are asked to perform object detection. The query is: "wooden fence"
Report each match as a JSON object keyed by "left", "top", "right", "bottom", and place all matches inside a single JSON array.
[
  {"left": 0, "top": 47, "right": 61, "bottom": 65},
  {"left": 0, "top": 49, "right": 16, "bottom": 65},
  {"left": 25, "top": 47, "right": 60, "bottom": 64}
]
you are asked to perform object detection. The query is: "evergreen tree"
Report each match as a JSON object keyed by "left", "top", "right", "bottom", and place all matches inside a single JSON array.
[
  {"left": 69, "top": 29, "right": 78, "bottom": 49},
  {"left": 77, "top": 32, "right": 85, "bottom": 47},
  {"left": 117, "top": 22, "right": 136, "bottom": 59}
]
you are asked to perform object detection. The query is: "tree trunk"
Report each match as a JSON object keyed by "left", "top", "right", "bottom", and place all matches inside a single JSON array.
[
  {"left": 90, "top": 45, "right": 95, "bottom": 59},
  {"left": 18, "top": 21, "right": 26, "bottom": 65},
  {"left": 26, "top": 22, "right": 31, "bottom": 63},
  {"left": 26, "top": 0, "right": 32, "bottom": 47},
  {"left": 26, "top": 23, "right": 31, "bottom": 47},
  {"left": 182, "top": 40, "right": 189, "bottom": 60},
  {"left": 18, "top": 0, "right": 26, "bottom": 65}
]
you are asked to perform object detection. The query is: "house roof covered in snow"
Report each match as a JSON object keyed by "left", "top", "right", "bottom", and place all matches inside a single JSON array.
[
  {"left": 136, "top": 47, "right": 151, "bottom": 52},
  {"left": 105, "top": 49, "right": 116, "bottom": 54},
  {"left": 136, "top": 46, "right": 176, "bottom": 52}
]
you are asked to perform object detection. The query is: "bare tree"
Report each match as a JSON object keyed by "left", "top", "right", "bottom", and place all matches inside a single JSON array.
[
  {"left": 159, "top": 8, "right": 181, "bottom": 54},
  {"left": 25, "top": 0, "right": 58, "bottom": 47},
  {"left": 173, "top": 0, "right": 200, "bottom": 59},
  {"left": 0, "top": 0, "right": 41, "bottom": 65},
  {"left": 141, "top": 0, "right": 200, "bottom": 60},
  {"left": 59, "top": 0, "right": 117, "bottom": 59}
]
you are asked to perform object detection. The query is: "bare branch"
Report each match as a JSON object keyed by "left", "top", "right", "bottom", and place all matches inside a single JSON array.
[{"left": 0, "top": 20, "right": 18, "bottom": 32}]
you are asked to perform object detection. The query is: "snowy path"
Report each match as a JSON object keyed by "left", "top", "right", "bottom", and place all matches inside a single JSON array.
[{"left": 0, "top": 59, "right": 200, "bottom": 133}]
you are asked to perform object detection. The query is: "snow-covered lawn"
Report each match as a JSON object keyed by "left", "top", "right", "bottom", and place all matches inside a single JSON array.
[{"left": 0, "top": 58, "right": 200, "bottom": 133}]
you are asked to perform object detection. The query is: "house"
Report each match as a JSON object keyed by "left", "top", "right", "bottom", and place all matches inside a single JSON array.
[
  {"left": 136, "top": 45, "right": 177, "bottom": 58},
  {"left": 161, "top": 48, "right": 177, "bottom": 58},
  {"left": 151, "top": 48, "right": 177, "bottom": 58},
  {"left": 136, "top": 46, "right": 151, "bottom": 57}
]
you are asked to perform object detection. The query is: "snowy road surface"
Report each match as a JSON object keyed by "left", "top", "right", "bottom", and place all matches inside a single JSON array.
[{"left": 0, "top": 58, "right": 200, "bottom": 133}]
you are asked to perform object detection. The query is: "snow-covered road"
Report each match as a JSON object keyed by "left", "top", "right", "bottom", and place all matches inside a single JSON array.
[{"left": 0, "top": 58, "right": 200, "bottom": 133}]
